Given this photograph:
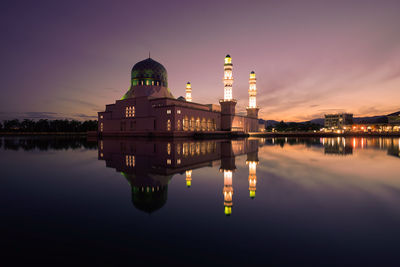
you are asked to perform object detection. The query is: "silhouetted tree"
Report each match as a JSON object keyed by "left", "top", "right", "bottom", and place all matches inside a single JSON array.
[
  {"left": 3, "top": 119, "right": 20, "bottom": 131},
  {"left": 1, "top": 119, "right": 98, "bottom": 132}
]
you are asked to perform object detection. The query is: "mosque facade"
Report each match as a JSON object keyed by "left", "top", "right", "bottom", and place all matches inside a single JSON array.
[{"left": 98, "top": 55, "right": 260, "bottom": 136}]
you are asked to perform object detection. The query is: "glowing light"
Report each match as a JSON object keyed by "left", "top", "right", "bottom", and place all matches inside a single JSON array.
[
  {"left": 186, "top": 170, "right": 192, "bottom": 187},
  {"left": 223, "top": 55, "right": 233, "bottom": 101},
  {"left": 224, "top": 206, "right": 232, "bottom": 215},
  {"left": 222, "top": 169, "right": 233, "bottom": 215},
  {"left": 125, "top": 106, "right": 135, "bottom": 118},
  {"left": 248, "top": 71, "right": 257, "bottom": 108},
  {"left": 224, "top": 55, "right": 232, "bottom": 64},
  {"left": 185, "top": 82, "right": 192, "bottom": 102}
]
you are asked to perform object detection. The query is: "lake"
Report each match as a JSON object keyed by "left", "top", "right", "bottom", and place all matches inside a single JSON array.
[{"left": 1, "top": 136, "right": 400, "bottom": 266}]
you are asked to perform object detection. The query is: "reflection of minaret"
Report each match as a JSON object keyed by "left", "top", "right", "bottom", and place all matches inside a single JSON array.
[
  {"left": 185, "top": 170, "right": 192, "bottom": 187},
  {"left": 222, "top": 170, "right": 233, "bottom": 215},
  {"left": 185, "top": 82, "right": 192, "bottom": 102},
  {"left": 220, "top": 141, "right": 236, "bottom": 216},
  {"left": 246, "top": 152, "right": 259, "bottom": 199}
]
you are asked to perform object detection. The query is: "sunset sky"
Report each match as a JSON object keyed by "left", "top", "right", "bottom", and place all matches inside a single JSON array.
[{"left": 1, "top": 0, "right": 400, "bottom": 121}]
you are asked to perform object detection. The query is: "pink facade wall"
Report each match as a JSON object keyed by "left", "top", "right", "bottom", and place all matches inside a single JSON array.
[{"left": 98, "top": 96, "right": 259, "bottom": 135}]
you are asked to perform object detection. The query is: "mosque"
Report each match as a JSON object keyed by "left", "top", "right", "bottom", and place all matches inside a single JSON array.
[{"left": 98, "top": 55, "right": 260, "bottom": 136}]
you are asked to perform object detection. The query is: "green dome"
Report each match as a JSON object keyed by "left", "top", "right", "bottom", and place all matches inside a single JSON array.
[
  {"left": 131, "top": 186, "right": 168, "bottom": 214},
  {"left": 131, "top": 58, "right": 168, "bottom": 87}
]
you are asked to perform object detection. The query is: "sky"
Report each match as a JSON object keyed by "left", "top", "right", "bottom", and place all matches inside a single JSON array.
[{"left": 1, "top": 0, "right": 400, "bottom": 122}]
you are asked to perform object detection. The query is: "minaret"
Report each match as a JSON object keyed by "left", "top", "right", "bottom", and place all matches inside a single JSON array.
[
  {"left": 185, "top": 170, "right": 192, "bottom": 187},
  {"left": 219, "top": 55, "right": 237, "bottom": 131},
  {"left": 246, "top": 71, "right": 260, "bottom": 132},
  {"left": 248, "top": 71, "right": 257, "bottom": 108},
  {"left": 185, "top": 82, "right": 192, "bottom": 102},
  {"left": 223, "top": 55, "right": 233, "bottom": 101},
  {"left": 246, "top": 152, "right": 259, "bottom": 199}
]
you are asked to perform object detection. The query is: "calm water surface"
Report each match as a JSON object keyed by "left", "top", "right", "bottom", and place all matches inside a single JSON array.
[{"left": 1, "top": 136, "right": 400, "bottom": 266}]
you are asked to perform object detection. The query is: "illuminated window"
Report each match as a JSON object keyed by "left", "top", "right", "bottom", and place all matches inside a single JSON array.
[
  {"left": 100, "top": 153, "right": 103, "bottom": 157},
  {"left": 125, "top": 106, "right": 135, "bottom": 117},
  {"left": 224, "top": 87, "right": 232, "bottom": 100},
  {"left": 167, "top": 119, "right": 171, "bottom": 131},
  {"left": 167, "top": 159, "right": 171, "bottom": 165},
  {"left": 177, "top": 120, "right": 181, "bottom": 131},
  {"left": 177, "top": 159, "right": 181, "bottom": 164},
  {"left": 152, "top": 81, "right": 154, "bottom": 85},
  {"left": 167, "top": 110, "right": 172, "bottom": 114},
  {"left": 167, "top": 143, "right": 171, "bottom": 155},
  {"left": 100, "top": 115, "right": 103, "bottom": 119},
  {"left": 125, "top": 155, "right": 135, "bottom": 167},
  {"left": 100, "top": 122, "right": 103, "bottom": 132},
  {"left": 177, "top": 110, "right": 181, "bottom": 114}
]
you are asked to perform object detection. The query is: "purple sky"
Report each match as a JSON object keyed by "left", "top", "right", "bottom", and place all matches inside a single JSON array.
[{"left": 1, "top": 0, "right": 400, "bottom": 121}]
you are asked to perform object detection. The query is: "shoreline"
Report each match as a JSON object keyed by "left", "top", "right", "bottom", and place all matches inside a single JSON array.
[
  {"left": 1, "top": 131, "right": 399, "bottom": 138},
  {"left": 0, "top": 132, "right": 88, "bottom": 136},
  {"left": 249, "top": 132, "right": 400, "bottom": 137}
]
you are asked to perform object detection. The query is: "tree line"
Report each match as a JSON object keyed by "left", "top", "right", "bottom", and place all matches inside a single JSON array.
[{"left": 0, "top": 119, "right": 98, "bottom": 132}]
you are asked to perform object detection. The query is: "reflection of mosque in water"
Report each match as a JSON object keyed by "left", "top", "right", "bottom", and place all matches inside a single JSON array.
[
  {"left": 97, "top": 137, "right": 400, "bottom": 215},
  {"left": 98, "top": 138, "right": 260, "bottom": 215},
  {"left": 260, "top": 137, "right": 399, "bottom": 157}
]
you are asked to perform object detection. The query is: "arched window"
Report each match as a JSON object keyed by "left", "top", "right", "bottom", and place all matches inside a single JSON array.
[
  {"left": 195, "top": 117, "right": 200, "bottom": 131},
  {"left": 201, "top": 118, "right": 207, "bottom": 131},
  {"left": 167, "top": 119, "right": 171, "bottom": 131},
  {"left": 183, "top": 116, "right": 189, "bottom": 131},
  {"left": 177, "top": 119, "right": 181, "bottom": 131},
  {"left": 190, "top": 117, "right": 195, "bottom": 131}
]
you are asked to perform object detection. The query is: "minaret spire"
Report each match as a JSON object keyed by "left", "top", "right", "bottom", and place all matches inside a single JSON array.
[
  {"left": 223, "top": 55, "right": 233, "bottom": 101},
  {"left": 248, "top": 71, "right": 257, "bottom": 108},
  {"left": 185, "top": 82, "right": 192, "bottom": 102}
]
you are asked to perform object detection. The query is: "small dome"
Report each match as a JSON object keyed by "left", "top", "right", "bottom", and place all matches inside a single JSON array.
[
  {"left": 225, "top": 54, "right": 231, "bottom": 58},
  {"left": 131, "top": 58, "right": 168, "bottom": 87},
  {"left": 251, "top": 71, "right": 255, "bottom": 74}
]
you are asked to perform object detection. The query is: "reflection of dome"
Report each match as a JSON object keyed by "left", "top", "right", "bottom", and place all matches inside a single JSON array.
[
  {"left": 131, "top": 58, "right": 168, "bottom": 87},
  {"left": 131, "top": 186, "right": 168, "bottom": 213},
  {"left": 121, "top": 172, "right": 171, "bottom": 214}
]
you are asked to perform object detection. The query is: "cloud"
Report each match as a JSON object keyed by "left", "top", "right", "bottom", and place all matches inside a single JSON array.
[{"left": 58, "top": 97, "right": 102, "bottom": 110}]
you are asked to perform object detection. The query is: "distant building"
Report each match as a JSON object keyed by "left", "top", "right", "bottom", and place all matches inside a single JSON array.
[
  {"left": 388, "top": 111, "right": 400, "bottom": 125},
  {"left": 324, "top": 113, "right": 353, "bottom": 130},
  {"left": 98, "top": 55, "right": 260, "bottom": 136}
]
